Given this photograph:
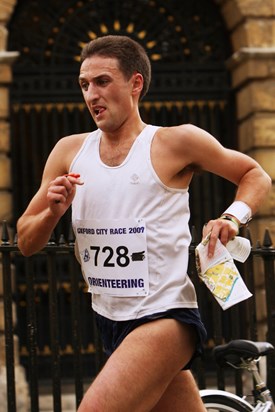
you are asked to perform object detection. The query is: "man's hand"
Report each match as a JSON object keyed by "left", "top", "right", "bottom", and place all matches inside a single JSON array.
[
  {"left": 47, "top": 173, "right": 84, "bottom": 214},
  {"left": 202, "top": 218, "right": 239, "bottom": 258}
]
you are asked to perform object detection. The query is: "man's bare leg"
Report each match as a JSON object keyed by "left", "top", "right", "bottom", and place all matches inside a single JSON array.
[
  {"left": 151, "top": 370, "right": 206, "bottom": 412},
  {"left": 78, "top": 318, "right": 202, "bottom": 411}
]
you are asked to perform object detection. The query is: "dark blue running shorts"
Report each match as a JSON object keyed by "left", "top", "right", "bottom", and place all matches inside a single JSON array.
[{"left": 95, "top": 308, "right": 207, "bottom": 370}]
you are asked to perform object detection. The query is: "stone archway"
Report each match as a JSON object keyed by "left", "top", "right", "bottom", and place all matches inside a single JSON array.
[{"left": 7, "top": 0, "right": 234, "bottom": 237}]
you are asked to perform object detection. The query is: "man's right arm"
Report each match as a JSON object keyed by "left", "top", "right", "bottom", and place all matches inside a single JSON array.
[
  {"left": 17, "top": 135, "right": 84, "bottom": 256},
  {"left": 17, "top": 175, "right": 84, "bottom": 257},
  {"left": 17, "top": 185, "right": 64, "bottom": 256}
]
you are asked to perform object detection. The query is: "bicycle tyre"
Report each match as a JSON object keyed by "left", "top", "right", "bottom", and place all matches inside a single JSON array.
[{"left": 200, "top": 390, "right": 253, "bottom": 412}]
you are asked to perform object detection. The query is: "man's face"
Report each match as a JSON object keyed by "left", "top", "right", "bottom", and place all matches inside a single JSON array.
[{"left": 79, "top": 55, "right": 137, "bottom": 133}]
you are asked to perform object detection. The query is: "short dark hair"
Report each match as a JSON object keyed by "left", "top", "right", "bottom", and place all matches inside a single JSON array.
[{"left": 80, "top": 35, "right": 151, "bottom": 99}]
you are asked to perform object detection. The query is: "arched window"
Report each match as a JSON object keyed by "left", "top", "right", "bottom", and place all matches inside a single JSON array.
[{"left": 8, "top": 0, "right": 235, "bottom": 235}]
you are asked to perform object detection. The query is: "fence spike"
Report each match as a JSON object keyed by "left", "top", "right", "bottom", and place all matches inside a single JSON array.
[
  {"left": 47, "top": 231, "right": 57, "bottom": 245},
  {"left": 58, "top": 234, "right": 66, "bottom": 245},
  {"left": 263, "top": 228, "right": 273, "bottom": 248},
  {"left": 1, "top": 220, "right": 10, "bottom": 245},
  {"left": 255, "top": 239, "right": 261, "bottom": 249}
]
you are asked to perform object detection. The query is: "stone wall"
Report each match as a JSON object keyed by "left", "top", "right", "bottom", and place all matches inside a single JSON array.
[
  {"left": 0, "top": 0, "right": 18, "bottom": 222},
  {"left": 217, "top": 0, "right": 275, "bottom": 340},
  {"left": 218, "top": 0, "right": 275, "bottom": 242}
]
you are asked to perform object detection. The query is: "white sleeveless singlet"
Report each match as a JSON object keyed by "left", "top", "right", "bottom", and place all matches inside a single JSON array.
[{"left": 70, "top": 125, "right": 198, "bottom": 321}]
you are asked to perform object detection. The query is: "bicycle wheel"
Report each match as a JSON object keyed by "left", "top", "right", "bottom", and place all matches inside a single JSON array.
[{"left": 200, "top": 390, "right": 253, "bottom": 412}]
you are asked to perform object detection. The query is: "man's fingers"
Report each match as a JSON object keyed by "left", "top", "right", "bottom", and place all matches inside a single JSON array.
[
  {"left": 202, "top": 219, "right": 238, "bottom": 257},
  {"left": 64, "top": 173, "right": 84, "bottom": 185},
  {"left": 48, "top": 173, "right": 83, "bottom": 205}
]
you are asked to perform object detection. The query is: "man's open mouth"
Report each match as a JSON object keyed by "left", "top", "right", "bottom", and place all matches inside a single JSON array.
[{"left": 94, "top": 107, "right": 106, "bottom": 116}]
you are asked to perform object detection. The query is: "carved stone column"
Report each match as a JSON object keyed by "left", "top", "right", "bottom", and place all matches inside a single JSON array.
[
  {"left": 0, "top": 49, "right": 18, "bottom": 222},
  {"left": 217, "top": 0, "right": 275, "bottom": 239},
  {"left": 219, "top": 0, "right": 275, "bottom": 345},
  {"left": 227, "top": 47, "right": 275, "bottom": 240}
]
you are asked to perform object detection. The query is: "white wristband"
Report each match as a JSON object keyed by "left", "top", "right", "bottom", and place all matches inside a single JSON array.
[{"left": 223, "top": 201, "right": 252, "bottom": 225}]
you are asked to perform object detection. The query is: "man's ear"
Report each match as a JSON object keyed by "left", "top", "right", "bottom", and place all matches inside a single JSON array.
[{"left": 132, "top": 73, "right": 143, "bottom": 97}]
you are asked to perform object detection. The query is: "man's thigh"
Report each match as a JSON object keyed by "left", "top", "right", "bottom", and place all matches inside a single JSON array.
[{"left": 78, "top": 318, "right": 197, "bottom": 412}]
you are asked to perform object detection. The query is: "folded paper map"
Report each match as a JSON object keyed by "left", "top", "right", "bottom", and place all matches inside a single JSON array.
[{"left": 195, "top": 235, "right": 252, "bottom": 310}]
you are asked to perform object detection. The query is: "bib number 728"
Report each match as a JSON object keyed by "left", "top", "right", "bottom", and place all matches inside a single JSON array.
[{"left": 90, "top": 245, "right": 130, "bottom": 268}]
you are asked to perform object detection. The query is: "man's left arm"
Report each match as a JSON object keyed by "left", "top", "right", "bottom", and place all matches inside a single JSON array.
[
  {"left": 174, "top": 124, "right": 272, "bottom": 256},
  {"left": 202, "top": 149, "right": 271, "bottom": 257}
]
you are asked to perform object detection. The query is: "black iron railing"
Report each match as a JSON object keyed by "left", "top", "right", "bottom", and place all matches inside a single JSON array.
[{"left": 1, "top": 221, "right": 275, "bottom": 411}]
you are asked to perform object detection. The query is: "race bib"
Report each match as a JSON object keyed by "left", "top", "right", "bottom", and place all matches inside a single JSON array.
[{"left": 75, "top": 218, "right": 149, "bottom": 297}]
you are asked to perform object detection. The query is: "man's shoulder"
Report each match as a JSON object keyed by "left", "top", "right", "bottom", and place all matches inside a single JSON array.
[
  {"left": 60, "top": 131, "right": 91, "bottom": 144},
  {"left": 55, "top": 131, "right": 91, "bottom": 151},
  {"left": 154, "top": 123, "right": 202, "bottom": 145},
  {"left": 158, "top": 123, "right": 200, "bottom": 135},
  {"left": 51, "top": 132, "right": 91, "bottom": 167}
]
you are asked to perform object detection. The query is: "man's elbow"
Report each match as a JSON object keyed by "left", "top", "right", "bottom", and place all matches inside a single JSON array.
[
  {"left": 17, "top": 237, "right": 34, "bottom": 257},
  {"left": 253, "top": 166, "right": 272, "bottom": 197}
]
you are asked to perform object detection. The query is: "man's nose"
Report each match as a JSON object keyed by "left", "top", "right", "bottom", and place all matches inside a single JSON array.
[{"left": 86, "top": 83, "right": 99, "bottom": 101}]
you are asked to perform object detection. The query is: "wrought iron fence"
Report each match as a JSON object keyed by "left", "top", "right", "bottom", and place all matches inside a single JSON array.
[{"left": 1, "top": 220, "right": 275, "bottom": 411}]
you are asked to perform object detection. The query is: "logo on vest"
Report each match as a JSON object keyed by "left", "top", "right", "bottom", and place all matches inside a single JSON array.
[{"left": 130, "top": 173, "right": 140, "bottom": 184}]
